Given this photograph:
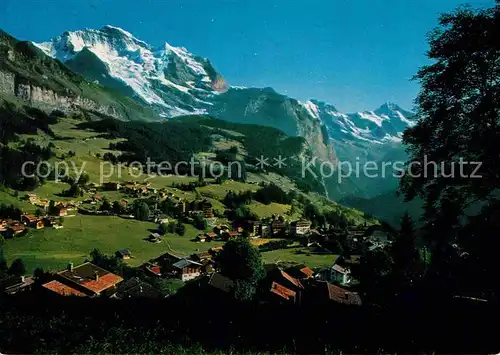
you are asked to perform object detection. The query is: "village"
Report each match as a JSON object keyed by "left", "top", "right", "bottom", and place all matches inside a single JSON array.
[{"left": 0, "top": 179, "right": 392, "bottom": 306}]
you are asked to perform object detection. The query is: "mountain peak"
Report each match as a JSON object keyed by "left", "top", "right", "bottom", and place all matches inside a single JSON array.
[
  {"left": 376, "top": 102, "right": 403, "bottom": 112},
  {"left": 35, "top": 26, "right": 227, "bottom": 116}
]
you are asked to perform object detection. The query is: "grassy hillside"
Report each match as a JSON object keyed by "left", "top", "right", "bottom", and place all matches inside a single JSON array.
[
  {"left": 0, "top": 108, "right": 377, "bottom": 273},
  {"left": 3, "top": 215, "right": 222, "bottom": 272}
]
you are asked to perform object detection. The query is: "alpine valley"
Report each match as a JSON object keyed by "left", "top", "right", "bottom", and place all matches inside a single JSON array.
[{"left": 0, "top": 25, "right": 420, "bottom": 224}]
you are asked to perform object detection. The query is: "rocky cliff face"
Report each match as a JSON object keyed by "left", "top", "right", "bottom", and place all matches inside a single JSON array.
[
  {"left": 208, "top": 87, "right": 336, "bottom": 164},
  {"left": 0, "top": 70, "right": 119, "bottom": 117}
]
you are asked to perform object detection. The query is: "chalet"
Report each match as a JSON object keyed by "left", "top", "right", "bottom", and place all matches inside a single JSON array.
[
  {"left": 324, "top": 281, "right": 362, "bottom": 306},
  {"left": 271, "top": 220, "right": 286, "bottom": 235},
  {"left": 265, "top": 266, "right": 304, "bottom": 292},
  {"left": 247, "top": 220, "right": 261, "bottom": 237},
  {"left": 205, "top": 232, "right": 217, "bottom": 241},
  {"left": 5, "top": 224, "right": 26, "bottom": 238},
  {"left": 223, "top": 231, "right": 240, "bottom": 241},
  {"left": 189, "top": 211, "right": 204, "bottom": 220},
  {"left": 149, "top": 233, "right": 162, "bottom": 243},
  {"left": 156, "top": 217, "right": 169, "bottom": 224},
  {"left": 214, "top": 224, "right": 230, "bottom": 235},
  {"left": 116, "top": 249, "right": 132, "bottom": 260},
  {"left": 114, "top": 277, "right": 162, "bottom": 299},
  {"left": 196, "top": 234, "right": 207, "bottom": 243},
  {"left": 26, "top": 193, "right": 39, "bottom": 204},
  {"left": 291, "top": 220, "right": 311, "bottom": 235},
  {"left": 191, "top": 251, "right": 212, "bottom": 263},
  {"left": 209, "top": 246, "right": 224, "bottom": 255},
  {"left": 330, "top": 264, "right": 351, "bottom": 285},
  {"left": 0, "top": 219, "right": 7, "bottom": 231},
  {"left": 35, "top": 199, "right": 50, "bottom": 209},
  {"left": 270, "top": 281, "right": 297, "bottom": 303},
  {"left": 176, "top": 200, "right": 187, "bottom": 215},
  {"left": 1, "top": 276, "right": 34, "bottom": 295},
  {"left": 200, "top": 200, "right": 213, "bottom": 218},
  {"left": 55, "top": 207, "right": 68, "bottom": 217},
  {"left": 365, "top": 226, "right": 391, "bottom": 246},
  {"left": 145, "top": 264, "right": 162, "bottom": 277},
  {"left": 21, "top": 214, "right": 38, "bottom": 226},
  {"left": 346, "top": 228, "right": 366, "bottom": 238},
  {"left": 103, "top": 182, "right": 121, "bottom": 191},
  {"left": 156, "top": 252, "right": 182, "bottom": 268},
  {"left": 124, "top": 184, "right": 138, "bottom": 193},
  {"left": 172, "top": 259, "right": 203, "bottom": 281},
  {"left": 43, "top": 217, "right": 57, "bottom": 227},
  {"left": 208, "top": 273, "right": 235, "bottom": 293},
  {"left": 42, "top": 262, "right": 123, "bottom": 297},
  {"left": 259, "top": 223, "right": 271, "bottom": 238},
  {"left": 286, "top": 264, "right": 315, "bottom": 280}
]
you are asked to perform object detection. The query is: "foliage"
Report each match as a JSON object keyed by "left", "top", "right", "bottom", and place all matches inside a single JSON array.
[
  {"left": 0, "top": 245, "right": 7, "bottom": 278},
  {"left": 8, "top": 258, "right": 26, "bottom": 276},
  {"left": 158, "top": 223, "right": 168, "bottom": 236},
  {"left": 254, "top": 183, "right": 292, "bottom": 205},
  {"left": 112, "top": 201, "right": 125, "bottom": 214},
  {"left": 89, "top": 248, "right": 125, "bottom": 275},
  {"left": 0, "top": 204, "right": 22, "bottom": 219},
  {"left": 100, "top": 199, "right": 112, "bottom": 212},
  {"left": 134, "top": 202, "right": 150, "bottom": 222},
  {"left": 390, "top": 212, "right": 423, "bottom": 286},
  {"left": 175, "top": 221, "right": 186, "bottom": 236},
  {"left": 62, "top": 183, "right": 84, "bottom": 197},
  {"left": 166, "top": 221, "right": 177, "bottom": 234},
  {"left": 400, "top": 2, "right": 500, "bottom": 291},
  {"left": 216, "top": 238, "right": 265, "bottom": 301},
  {"left": 77, "top": 119, "right": 213, "bottom": 166},
  {"left": 192, "top": 214, "right": 207, "bottom": 230}
]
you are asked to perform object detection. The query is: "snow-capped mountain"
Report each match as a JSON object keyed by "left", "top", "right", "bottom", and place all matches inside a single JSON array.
[
  {"left": 302, "top": 100, "right": 416, "bottom": 145},
  {"left": 35, "top": 26, "right": 415, "bottom": 146},
  {"left": 35, "top": 25, "right": 227, "bottom": 117}
]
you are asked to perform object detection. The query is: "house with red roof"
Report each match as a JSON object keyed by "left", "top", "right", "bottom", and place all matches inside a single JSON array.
[
  {"left": 265, "top": 265, "right": 304, "bottom": 292},
  {"left": 4, "top": 224, "right": 26, "bottom": 238},
  {"left": 286, "top": 264, "right": 315, "bottom": 280},
  {"left": 145, "top": 264, "right": 162, "bottom": 277},
  {"left": 270, "top": 282, "right": 297, "bottom": 303},
  {"left": 42, "top": 262, "right": 123, "bottom": 297}
]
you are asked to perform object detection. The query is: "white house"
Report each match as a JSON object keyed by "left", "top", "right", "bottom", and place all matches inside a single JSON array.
[
  {"left": 172, "top": 259, "right": 203, "bottom": 282},
  {"left": 291, "top": 220, "right": 311, "bottom": 235},
  {"left": 330, "top": 264, "right": 352, "bottom": 286}
]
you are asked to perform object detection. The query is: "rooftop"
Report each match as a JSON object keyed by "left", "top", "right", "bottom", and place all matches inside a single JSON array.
[
  {"left": 326, "top": 282, "right": 362, "bottom": 306},
  {"left": 117, "top": 248, "right": 132, "bottom": 256},
  {"left": 172, "top": 259, "right": 202, "bottom": 269},
  {"left": 208, "top": 273, "right": 235, "bottom": 293},
  {"left": 280, "top": 270, "right": 304, "bottom": 289},
  {"left": 58, "top": 262, "right": 123, "bottom": 294},
  {"left": 42, "top": 280, "right": 87, "bottom": 297},
  {"left": 270, "top": 282, "right": 296, "bottom": 301}
]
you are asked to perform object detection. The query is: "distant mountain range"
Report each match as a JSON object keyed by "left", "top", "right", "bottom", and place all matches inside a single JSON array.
[{"left": 35, "top": 26, "right": 416, "bottom": 144}]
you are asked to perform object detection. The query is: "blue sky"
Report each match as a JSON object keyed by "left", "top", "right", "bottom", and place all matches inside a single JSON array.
[{"left": 0, "top": 0, "right": 494, "bottom": 112}]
